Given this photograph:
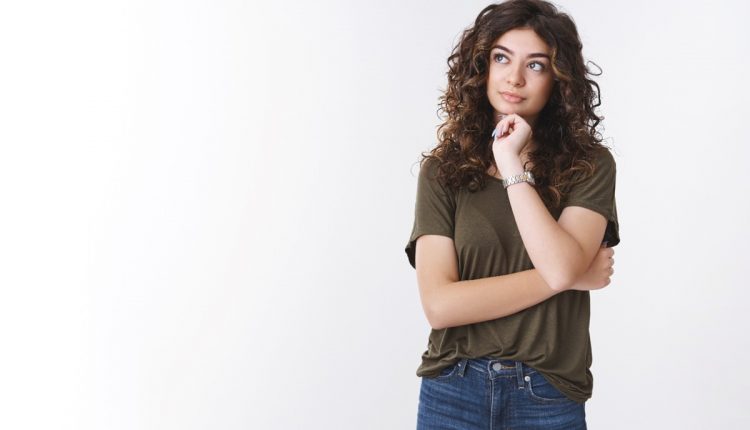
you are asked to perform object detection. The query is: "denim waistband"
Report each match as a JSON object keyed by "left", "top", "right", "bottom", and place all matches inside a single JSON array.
[{"left": 451, "top": 356, "right": 537, "bottom": 389}]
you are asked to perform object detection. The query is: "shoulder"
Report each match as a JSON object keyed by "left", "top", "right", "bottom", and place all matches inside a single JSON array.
[
  {"left": 570, "top": 147, "right": 616, "bottom": 184},
  {"left": 417, "top": 157, "right": 448, "bottom": 188},
  {"left": 589, "top": 146, "right": 616, "bottom": 171},
  {"left": 419, "top": 156, "right": 442, "bottom": 178}
]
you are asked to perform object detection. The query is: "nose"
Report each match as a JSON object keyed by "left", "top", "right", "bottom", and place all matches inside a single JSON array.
[{"left": 506, "top": 64, "right": 525, "bottom": 87}]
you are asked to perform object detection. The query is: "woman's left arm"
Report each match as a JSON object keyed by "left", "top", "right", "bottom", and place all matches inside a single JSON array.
[
  {"left": 492, "top": 114, "right": 614, "bottom": 291},
  {"left": 502, "top": 156, "right": 607, "bottom": 291}
]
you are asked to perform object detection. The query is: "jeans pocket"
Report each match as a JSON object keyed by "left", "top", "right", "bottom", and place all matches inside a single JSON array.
[
  {"left": 525, "top": 371, "right": 571, "bottom": 403},
  {"left": 432, "top": 361, "right": 459, "bottom": 380}
]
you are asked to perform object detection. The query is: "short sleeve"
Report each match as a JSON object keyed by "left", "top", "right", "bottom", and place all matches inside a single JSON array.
[
  {"left": 560, "top": 148, "right": 620, "bottom": 247},
  {"left": 404, "top": 158, "right": 456, "bottom": 269}
]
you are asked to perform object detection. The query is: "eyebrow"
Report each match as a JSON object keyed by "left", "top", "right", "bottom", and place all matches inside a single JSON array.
[{"left": 491, "top": 44, "right": 550, "bottom": 60}]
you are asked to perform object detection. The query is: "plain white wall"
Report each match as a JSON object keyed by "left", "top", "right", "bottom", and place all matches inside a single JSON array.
[{"left": 1, "top": 0, "right": 749, "bottom": 428}]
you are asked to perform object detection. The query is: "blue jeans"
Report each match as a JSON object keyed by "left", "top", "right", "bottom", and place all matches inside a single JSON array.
[{"left": 417, "top": 357, "right": 587, "bottom": 429}]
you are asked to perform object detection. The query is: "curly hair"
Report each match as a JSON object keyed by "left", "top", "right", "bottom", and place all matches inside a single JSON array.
[{"left": 417, "top": 0, "right": 610, "bottom": 208}]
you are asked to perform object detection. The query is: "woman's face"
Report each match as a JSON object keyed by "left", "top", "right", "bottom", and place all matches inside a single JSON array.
[{"left": 486, "top": 27, "right": 556, "bottom": 127}]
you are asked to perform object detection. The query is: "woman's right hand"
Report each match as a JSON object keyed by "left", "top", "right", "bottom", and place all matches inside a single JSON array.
[{"left": 567, "top": 245, "right": 615, "bottom": 291}]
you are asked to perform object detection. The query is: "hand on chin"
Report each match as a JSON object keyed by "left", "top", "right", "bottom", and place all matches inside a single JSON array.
[{"left": 491, "top": 113, "right": 532, "bottom": 171}]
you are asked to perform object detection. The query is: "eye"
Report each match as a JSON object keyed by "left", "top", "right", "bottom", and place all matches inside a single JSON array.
[
  {"left": 529, "top": 62, "right": 546, "bottom": 72},
  {"left": 492, "top": 53, "right": 507, "bottom": 63},
  {"left": 493, "top": 53, "right": 546, "bottom": 73}
]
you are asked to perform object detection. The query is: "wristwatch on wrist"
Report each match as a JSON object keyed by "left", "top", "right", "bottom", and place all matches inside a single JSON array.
[{"left": 501, "top": 171, "right": 535, "bottom": 189}]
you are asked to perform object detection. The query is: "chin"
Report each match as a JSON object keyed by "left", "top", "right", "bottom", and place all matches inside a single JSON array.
[
  {"left": 497, "top": 107, "right": 521, "bottom": 116},
  {"left": 494, "top": 105, "right": 513, "bottom": 115}
]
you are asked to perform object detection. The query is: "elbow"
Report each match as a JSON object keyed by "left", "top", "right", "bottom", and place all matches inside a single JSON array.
[
  {"left": 419, "top": 278, "right": 458, "bottom": 330},
  {"left": 425, "top": 302, "right": 447, "bottom": 330},
  {"left": 428, "top": 319, "right": 447, "bottom": 331},
  {"left": 544, "top": 269, "right": 577, "bottom": 292},
  {"left": 423, "top": 294, "right": 451, "bottom": 330},
  {"left": 549, "top": 278, "right": 572, "bottom": 292},
  {"left": 540, "top": 251, "right": 588, "bottom": 291}
]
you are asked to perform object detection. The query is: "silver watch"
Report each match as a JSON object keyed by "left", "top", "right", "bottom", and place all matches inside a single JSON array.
[{"left": 502, "top": 171, "right": 535, "bottom": 189}]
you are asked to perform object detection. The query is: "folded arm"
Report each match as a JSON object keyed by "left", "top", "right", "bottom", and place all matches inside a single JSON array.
[
  {"left": 415, "top": 234, "right": 560, "bottom": 330},
  {"left": 414, "top": 233, "right": 613, "bottom": 329}
]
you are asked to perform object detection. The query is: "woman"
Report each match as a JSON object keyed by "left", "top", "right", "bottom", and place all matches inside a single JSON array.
[{"left": 404, "top": 0, "right": 620, "bottom": 428}]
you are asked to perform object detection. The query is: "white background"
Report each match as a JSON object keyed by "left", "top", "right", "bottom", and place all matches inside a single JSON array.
[{"left": 1, "top": 0, "right": 749, "bottom": 428}]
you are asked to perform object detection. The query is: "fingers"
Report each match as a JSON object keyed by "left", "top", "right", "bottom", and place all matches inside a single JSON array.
[
  {"left": 492, "top": 113, "right": 520, "bottom": 139},
  {"left": 595, "top": 247, "right": 615, "bottom": 281},
  {"left": 492, "top": 115, "right": 506, "bottom": 139},
  {"left": 493, "top": 119, "right": 510, "bottom": 140},
  {"left": 596, "top": 247, "right": 614, "bottom": 259},
  {"left": 603, "top": 248, "right": 614, "bottom": 263}
]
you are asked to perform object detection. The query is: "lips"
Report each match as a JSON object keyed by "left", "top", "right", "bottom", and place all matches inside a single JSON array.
[{"left": 501, "top": 91, "right": 524, "bottom": 103}]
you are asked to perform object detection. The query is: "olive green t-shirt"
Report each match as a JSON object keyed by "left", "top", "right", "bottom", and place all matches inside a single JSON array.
[{"left": 404, "top": 147, "right": 620, "bottom": 404}]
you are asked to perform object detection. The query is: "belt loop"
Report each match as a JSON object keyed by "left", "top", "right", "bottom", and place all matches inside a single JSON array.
[
  {"left": 457, "top": 358, "right": 469, "bottom": 377},
  {"left": 515, "top": 361, "right": 525, "bottom": 389}
]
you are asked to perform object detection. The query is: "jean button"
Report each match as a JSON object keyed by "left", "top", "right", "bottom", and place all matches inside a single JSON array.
[{"left": 492, "top": 363, "right": 502, "bottom": 371}]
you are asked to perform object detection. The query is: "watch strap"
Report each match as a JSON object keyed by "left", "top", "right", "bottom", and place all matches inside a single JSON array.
[{"left": 502, "top": 171, "right": 535, "bottom": 189}]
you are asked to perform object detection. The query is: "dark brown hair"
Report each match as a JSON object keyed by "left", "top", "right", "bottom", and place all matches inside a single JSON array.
[{"left": 417, "top": 0, "right": 609, "bottom": 208}]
